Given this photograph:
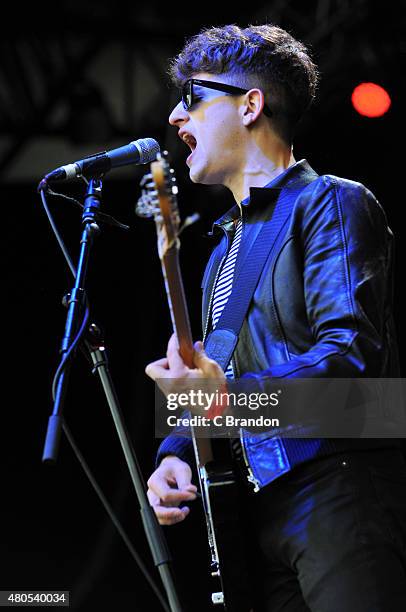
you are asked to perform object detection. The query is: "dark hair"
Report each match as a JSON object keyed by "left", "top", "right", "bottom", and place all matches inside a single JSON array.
[{"left": 169, "top": 24, "right": 319, "bottom": 143}]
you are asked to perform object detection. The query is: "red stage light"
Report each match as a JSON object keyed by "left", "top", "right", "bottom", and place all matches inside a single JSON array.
[{"left": 351, "top": 82, "right": 391, "bottom": 118}]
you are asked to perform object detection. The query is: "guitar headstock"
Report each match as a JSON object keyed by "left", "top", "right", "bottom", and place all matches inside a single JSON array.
[{"left": 136, "top": 151, "right": 180, "bottom": 259}]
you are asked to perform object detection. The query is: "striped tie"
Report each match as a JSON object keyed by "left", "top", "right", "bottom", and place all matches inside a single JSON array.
[{"left": 211, "top": 217, "right": 243, "bottom": 376}]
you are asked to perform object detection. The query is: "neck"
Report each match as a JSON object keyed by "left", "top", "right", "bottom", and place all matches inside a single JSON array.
[{"left": 225, "top": 140, "right": 296, "bottom": 205}]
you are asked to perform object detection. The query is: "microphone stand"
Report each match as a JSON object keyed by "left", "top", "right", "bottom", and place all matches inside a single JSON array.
[
  {"left": 41, "top": 177, "right": 183, "bottom": 612},
  {"left": 42, "top": 177, "right": 103, "bottom": 462},
  {"left": 84, "top": 325, "right": 183, "bottom": 612}
]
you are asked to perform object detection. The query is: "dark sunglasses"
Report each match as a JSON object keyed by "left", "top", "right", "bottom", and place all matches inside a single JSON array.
[{"left": 181, "top": 78, "right": 273, "bottom": 117}]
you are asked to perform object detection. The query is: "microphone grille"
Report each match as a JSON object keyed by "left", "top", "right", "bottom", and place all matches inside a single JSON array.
[{"left": 133, "top": 138, "right": 161, "bottom": 164}]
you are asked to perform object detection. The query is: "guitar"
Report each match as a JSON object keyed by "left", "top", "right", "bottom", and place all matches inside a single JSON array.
[{"left": 136, "top": 152, "right": 253, "bottom": 611}]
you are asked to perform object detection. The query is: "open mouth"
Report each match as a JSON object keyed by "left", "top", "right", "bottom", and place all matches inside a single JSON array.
[{"left": 182, "top": 133, "right": 197, "bottom": 152}]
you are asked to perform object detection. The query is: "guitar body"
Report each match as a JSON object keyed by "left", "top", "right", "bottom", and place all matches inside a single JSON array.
[
  {"left": 137, "top": 152, "right": 253, "bottom": 610},
  {"left": 199, "top": 442, "right": 253, "bottom": 610}
]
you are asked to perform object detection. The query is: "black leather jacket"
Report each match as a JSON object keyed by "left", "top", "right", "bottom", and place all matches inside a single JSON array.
[{"left": 156, "top": 159, "right": 400, "bottom": 489}]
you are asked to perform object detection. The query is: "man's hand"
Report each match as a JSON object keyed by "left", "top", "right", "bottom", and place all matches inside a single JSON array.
[
  {"left": 147, "top": 456, "right": 198, "bottom": 525},
  {"left": 145, "top": 334, "right": 227, "bottom": 415}
]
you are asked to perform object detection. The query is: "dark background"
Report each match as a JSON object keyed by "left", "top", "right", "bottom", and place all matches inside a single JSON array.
[{"left": 2, "top": 2, "right": 406, "bottom": 610}]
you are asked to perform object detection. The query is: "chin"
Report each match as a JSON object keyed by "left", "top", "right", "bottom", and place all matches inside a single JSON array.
[
  {"left": 189, "top": 165, "right": 221, "bottom": 186},
  {"left": 189, "top": 166, "right": 206, "bottom": 184}
]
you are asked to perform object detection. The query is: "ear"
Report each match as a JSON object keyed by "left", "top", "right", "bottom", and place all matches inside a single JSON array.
[{"left": 241, "top": 89, "right": 267, "bottom": 126}]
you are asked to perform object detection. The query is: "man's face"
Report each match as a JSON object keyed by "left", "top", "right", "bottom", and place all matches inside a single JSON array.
[{"left": 169, "top": 73, "right": 245, "bottom": 186}]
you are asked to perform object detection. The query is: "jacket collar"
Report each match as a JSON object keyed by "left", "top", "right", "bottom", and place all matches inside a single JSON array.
[{"left": 211, "top": 159, "right": 319, "bottom": 233}]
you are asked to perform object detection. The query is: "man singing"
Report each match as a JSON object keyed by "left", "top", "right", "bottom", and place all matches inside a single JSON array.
[{"left": 145, "top": 24, "right": 406, "bottom": 611}]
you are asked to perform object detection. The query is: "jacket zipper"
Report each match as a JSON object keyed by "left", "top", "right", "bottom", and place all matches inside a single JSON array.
[
  {"left": 239, "top": 422, "right": 261, "bottom": 492},
  {"left": 232, "top": 356, "right": 261, "bottom": 492}
]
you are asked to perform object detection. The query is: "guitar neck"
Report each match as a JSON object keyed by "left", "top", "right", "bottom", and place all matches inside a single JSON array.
[
  {"left": 162, "top": 245, "right": 214, "bottom": 466},
  {"left": 162, "top": 246, "right": 194, "bottom": 367}
]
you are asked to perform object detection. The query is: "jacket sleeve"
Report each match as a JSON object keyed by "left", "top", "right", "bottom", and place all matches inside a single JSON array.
[
  {"left": 155, "top": 413, "right": 195, "bottom": 468},
  {"left": 233, "top": 176, "right": 397, "bottom": 387}
]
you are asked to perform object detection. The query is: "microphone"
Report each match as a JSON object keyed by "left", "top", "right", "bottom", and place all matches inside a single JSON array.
[{"left": 43, "top": 137, "right": 160, "bottom": 183}]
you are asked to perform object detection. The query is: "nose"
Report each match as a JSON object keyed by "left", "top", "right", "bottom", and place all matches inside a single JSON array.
[{"left": 169, "top": 100, "right": 189, "bottom": 126}]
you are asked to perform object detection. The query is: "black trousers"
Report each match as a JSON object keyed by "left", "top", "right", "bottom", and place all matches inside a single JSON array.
[{"left": 245, "top": 447, "right": 406, "bottom": 612}]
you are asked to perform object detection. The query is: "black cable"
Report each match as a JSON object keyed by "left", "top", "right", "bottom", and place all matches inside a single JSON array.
[
  {"left": 51, "top": 303, "right": 90, "bottom": 401},
  {"left": 39, "top": 186, "right": 77, "bottom": 276},
  {"left": 39, "top": 185, "right": 170, "bottom": 612}
]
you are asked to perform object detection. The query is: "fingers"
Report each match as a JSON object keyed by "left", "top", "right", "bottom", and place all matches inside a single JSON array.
[
  {"left": 147, "top": 488, "right": 192, "bottom": 525},
  {"left": 145, "top": 334, "right": 187, "bottom": 381},
  {"left": 152, "top": 502, "right": 192, "bottom": 524},
  {"left": 166, "top": 333, "right": 186, "bottom": 371},
  {"left": 148, "top": 492, "right": 195, "bottom": 525},
  {"left": 148, "top": 462, "right": 196, "bottom": 503},
  {"left": 155, "top": 504, "right": 191, "bottom": 525},
  {"left": 148, "top": 476, "right": 197, "bottom": 505},
  {"left": 193, "top": 341, "right": 225, "bottom": 378},
  {"left": 147, "top": 458, "right": 198, "bottom": 525},
  {"left": 145, "top": 335, "right": 226, "bottom": 395},
  {"left": 145, "top": 357, "right": 169, "bottom": 380}
]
